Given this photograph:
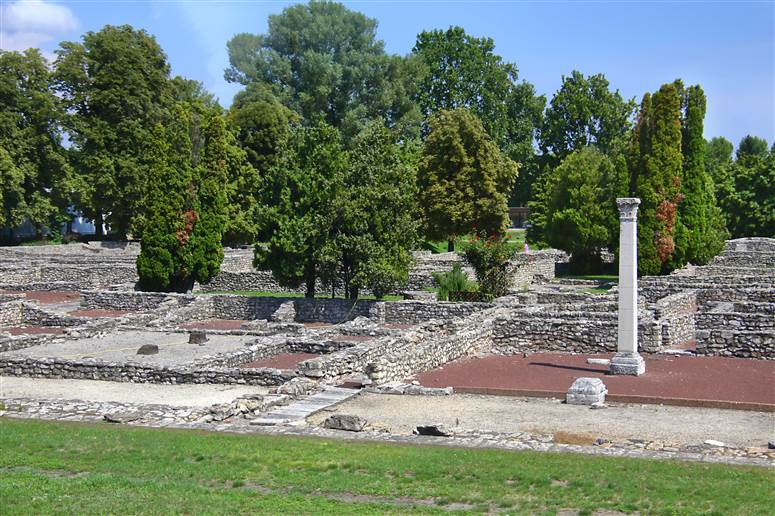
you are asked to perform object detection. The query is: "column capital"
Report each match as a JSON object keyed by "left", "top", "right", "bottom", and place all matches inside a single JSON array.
[{"left": 616, "top": 197, "right": 641, "bottom": 222}]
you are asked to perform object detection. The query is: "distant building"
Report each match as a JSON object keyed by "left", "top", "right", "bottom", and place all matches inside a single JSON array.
[{"left": 508, "top": 206, "right": 530, "bottom": 228}]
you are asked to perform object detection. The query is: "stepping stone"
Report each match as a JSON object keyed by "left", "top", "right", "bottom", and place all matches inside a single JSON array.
[{"left": 250, "top": 387, "right": 359, "bottom": 426}]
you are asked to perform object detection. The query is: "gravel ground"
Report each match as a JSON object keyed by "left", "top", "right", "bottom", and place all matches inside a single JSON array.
[
  {"left": 0, "top": 330, "right": 256, "bottom": 367},
  {"left": 0, "top": 376, "right": 269, "bottom": 407},
  {"left": 307, "top": 392, "right": 775, "bottom": 448}
]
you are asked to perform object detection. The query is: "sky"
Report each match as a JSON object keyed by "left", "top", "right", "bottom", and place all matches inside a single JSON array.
[{"left": 1, "top": 0, "right": 773, "bottom": 146}]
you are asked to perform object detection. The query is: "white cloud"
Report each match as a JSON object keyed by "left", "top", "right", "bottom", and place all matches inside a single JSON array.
[{"left": 1, "top": 0, "right": 79, "bottom": 51}]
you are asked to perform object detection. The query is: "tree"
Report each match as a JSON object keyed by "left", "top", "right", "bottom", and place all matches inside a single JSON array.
[
  {"left": 543, "top": 147, "right": 625, "bottom": 273},
  {"left": 318, "top": 122, "right": 421, "bottom": 299},
  {"left": 418, "top": 109, "right": 518, "bottom": 251},
  {"left": 705, "top": 136, "right": 734, "bottom": 188},
  {"left": 254, "top": 122, "right": 347, "bottom": 297},
  {"left": 736, "top": 135, "right": 769, "bottom": 162},
  {"left": 225, "top": 1, "right": 417, "bottom": 141},
  {"left": 631, "top": 83, "right": 684, "bottom": 275},
  {"left": 187, "top": 116, "right": 229, "bottom": 286},
  {"left": 539, "top": 71, "right": 636, "bottom": 163},
  {"left": 678, "top": 85, "right": 726, "bottom": 265},
  {"left": 464, "top": 234, "right": 515, "bottom": 300},
  {"left": 719, "top": 153, "right": 775, "bottom": 238},
  {"left": 412, "top": 26, "right": 544, "bottom": 205},
  {"left": 136, "top": 108, "right": 194, "bottom": 292},
  {"left": 54, "top": 25, "right": 173, "bottom": 239},
  {"left": 0, "top": 49, "right": 71, "bottom": 236},
  {"left": 228, "top": 83, "right": 298, "bottom": 173}
]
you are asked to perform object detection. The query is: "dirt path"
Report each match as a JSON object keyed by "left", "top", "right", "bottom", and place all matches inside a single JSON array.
[
  {"left": 307, "top": 392, "right": 775, "bottom": 448},
  {"left": 0, "top": 376, "right": 268, "bottom": 407}
]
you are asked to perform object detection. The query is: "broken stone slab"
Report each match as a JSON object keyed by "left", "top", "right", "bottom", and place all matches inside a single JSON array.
[
  {"left": 188, "top": 331, "right": 208, "bottom": 345},
  {"left": 273, "top": 377, "right": 318, "bottom": 397},
  {"left": 103, "top": 411, "right": 143, "bottom": 424},
  {"left": 704, "top": 439, "right": 726, "bottom": 447},
  {"left": 414, "top": 424, "right": 452, "bottom": 437},
  {"left": 566, "top": 377, "right": 607, "bottom": 405},
  {"left": 323, "top": 414, "right": 367, "bottom": 432},
  {"left": 136, "top": 344, "right": 159, "bottom": 355},
  {"left": 586, "top": 358, "right": 611, "bottom": 366}
]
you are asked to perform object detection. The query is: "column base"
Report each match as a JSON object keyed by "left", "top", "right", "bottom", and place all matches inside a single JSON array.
[{"left": 609, "top": 352, "right": 645, "bottom": 376}]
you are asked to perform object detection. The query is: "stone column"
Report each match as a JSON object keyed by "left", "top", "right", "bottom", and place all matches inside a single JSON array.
[{"left": 610, "top": 198, "right": 645, "bottom": 376}]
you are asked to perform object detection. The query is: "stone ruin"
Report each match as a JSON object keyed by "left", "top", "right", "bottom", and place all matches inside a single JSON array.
[{"left": 0, "top": 237, "right": 771, "bottom": 392}]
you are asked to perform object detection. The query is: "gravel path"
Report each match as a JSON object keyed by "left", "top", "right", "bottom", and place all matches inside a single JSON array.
[
  {"left": 0, "top": 376, "right": 268, "bottom": 407},
  {"left": 307, "top": 392, "right": 775, "bottom": 448}
]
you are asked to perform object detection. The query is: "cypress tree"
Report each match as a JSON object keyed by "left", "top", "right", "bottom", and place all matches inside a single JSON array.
[
  {"left": 678, "top": 85, "right": 726, "bottom": 265},
  {"left": 188, "top": 115, "right": 229, "bottom": 286},
  {"left": 632, "top": 83, "right": 683, "bottom": 275},
  {"left": 136, "top": 106, "right": 194, "bottom": 292}
]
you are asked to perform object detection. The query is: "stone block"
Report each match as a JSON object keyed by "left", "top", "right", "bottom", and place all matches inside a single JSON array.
[
  {"left": 136, "top": 344, "right": 158, "bottom": 355},
  {"left": 188, "top": 331, "right": 208, "bottom": 345},
  {"left": 566, "top": 377, "right": 607, "bottom": 405},
  {"left": 609, "top": 352, "right": 646, "bottom": 375},
  {"left": 323, "top": 414, "right": 367, "bottom": 432}
]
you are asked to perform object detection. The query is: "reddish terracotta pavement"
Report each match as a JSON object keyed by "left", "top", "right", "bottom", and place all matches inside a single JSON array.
[
  {"left": 240, "top": 352, "right": 319, "bottom": 370},
  {"left": 1, "top": 326, "right": 67, "bottom": 336},
  {"left": 181, "top": 319, "right": 247, "bottom": 331},
  {"left": 1, "top": 290, "right": 81, "bottom": 304},
  {"left": 417, "top": 353, "right": 775, "bottom": 411}
]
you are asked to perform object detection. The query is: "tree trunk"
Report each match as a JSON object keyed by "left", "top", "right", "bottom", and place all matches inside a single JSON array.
[
  {"left": 447, "top": 240, "right": 454, "bottom": 252},
  {"left": 95, "top": 212, "right": 104, "bottom": 240},
  {"left": 304, "top": 269, "right": 316, "bottom": 298}
]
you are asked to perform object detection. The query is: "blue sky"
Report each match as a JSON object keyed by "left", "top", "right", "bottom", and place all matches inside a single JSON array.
[{"left": 1, "top": 0, "right": 773, "bottom": 146}]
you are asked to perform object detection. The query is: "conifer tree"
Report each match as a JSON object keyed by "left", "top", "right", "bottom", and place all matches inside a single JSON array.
[
  {"left": 632, "top": 83, "right": 683, "bottom": 275},
  {"left": 678, "top": 85, "right": 726, "bottom": 265},
  {"left": 136, "top": 106, "right": 194, "bottom": 292},
  {"left": 188, "top": 116, "right": 229, "bottom": 285}
]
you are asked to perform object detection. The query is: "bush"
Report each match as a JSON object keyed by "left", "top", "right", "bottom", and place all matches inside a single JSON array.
[
  {"left": 464, "top": 234, "right": 514, "bottom": 300},
  {"left": 432, "top": 263, "right": 475, "bottom": 301}
]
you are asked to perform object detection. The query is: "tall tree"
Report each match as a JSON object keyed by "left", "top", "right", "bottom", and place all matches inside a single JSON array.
[
  {"left": 225, "top": 1, "right": 417, "bottom": 141},
  {"left": 736, "top": 135, "right": 769, "bottom": 162},
  {"left": 678, "top": 85, "right": 726, "bottom": 265},
  {"left": 254, "top": 122, "right": 348, "bottom": 297},
  {"left": 718, "top": 152, "right": 775, "bottom": 238},
  {"left": 136, "top": 108, "right": 195, "bottom": 292},
  {"left": 187, "top": 116, "right": 229, "bottom": 285},
  {"left": 539, "top": 71, "right": 636, "bottom": 163},
  {"left": 54, "top": 25, "right": 173, "bottom": 239},
  {"left": 544, "top": 147, "right": 626, "bottom": 273},
  {"left": 0, "top": 49, "right": 71, "bottom": 236},
  {"left": 631, "top": 83, "right": 684, "bottom": 275},
  {"left": 318, "top": 122, "right": 421, "bottom": 298},
  {"left": 705, "top": 136, "right": 734, "bottom": 187},
  {"left": 418, "top": 109, "right": 518, "bottom": 251}
]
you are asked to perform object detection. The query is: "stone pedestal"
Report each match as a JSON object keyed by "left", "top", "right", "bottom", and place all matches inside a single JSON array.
[
  {"left": 566, "top": 377, "right": 607, "bottom": 405},
  {"left": 610, "top": 198, "right": 645, "bottom": 376}
]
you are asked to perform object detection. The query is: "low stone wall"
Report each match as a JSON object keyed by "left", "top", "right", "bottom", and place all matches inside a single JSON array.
[
  {"left": 21, "top": 304, "right": 82, "bottom": 327},
  {"left": 695, "top": 330, "right": 774, "bottom": 359},
  {"left": 381, "top": 300, "right": 492, "bottom": 325},
  {"left": 491, "top": 309, "right": 662, "bottom": 354},
  {"left": 0, "top": 356, "right": 294, "bottom": 385},
  {"left": 0, "top": 300, "right": 23, "bottom": 326},
  {"left": 81, "top": 291, "right": 189, "bottom": 311},
  {"left": 0, "top": 265, "right": 137, "bottom": 288},
  {"left": 654, "top": 291, "right": 697, "bottom": 349}
]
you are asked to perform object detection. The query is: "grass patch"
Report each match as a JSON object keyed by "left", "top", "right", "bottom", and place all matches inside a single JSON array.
[
  {"left": 427, "top": 229, "right": 529, "bottom": 254},
  {"left": 0, "top": 418, "right": 772, "bottom": 514},
  {"left": 558, "top": 274, "right": 618, "bottom": 282},
  {"left": 198, "top": 290, "right": 403, "bottom": 301}
]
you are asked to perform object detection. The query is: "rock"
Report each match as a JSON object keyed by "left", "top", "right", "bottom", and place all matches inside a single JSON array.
[
  {"left": 103, "top": 411, "right": 142, "bottom": 424},
  {"left": 274, "top": 377, "right": 318, "bottom": 397},
  {"left": 414, "top": 424, "right": 452, "bottom": 437},
  {"left": 240, "top": 319, "right": 268, "bottom": 330},
  {"left": 586, "top": 358, "right": 611, "bottom": 366},
  {"left": 590, "top": 401, "right": 607, "bottom": 409},
  {"left": 323, "top": 414, "right": 367, "bottom": 432},
  {"left": 403, "top": 385, "right": 453, "bottom": 396},
  {"left": 188, "top": 331, "right": 208, "bottom": 345},
  {"left": 769, "top": 441, "right": 775, "bottom": 450},
  {"left": 704, "top": 439, "right": 726, "bottom": 447},
  {"left": 566, "top": 377, "right": 607, "bottom": 405},
  {"left": 136, "top": 344, "right": 159, "bottom": 355}
]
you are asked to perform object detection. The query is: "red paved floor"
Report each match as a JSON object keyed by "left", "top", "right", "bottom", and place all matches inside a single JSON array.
[
  {"left": 1, "top": 290, "right": 81, "bottom": 304},
  {"left": 180, "top": 319, "right": 248, "bottom": 331},
  {"left": 68, "top": 309, "right": 133, "bottom": 318},
  {"left": 1, "top": 326, "right": 67, "bottom": 336},
  {"left": 417, "top": 353, "right": 775, "bottom": 411},
  {"left": 240, "top": 352, "right": 319, "bottom": 370}
]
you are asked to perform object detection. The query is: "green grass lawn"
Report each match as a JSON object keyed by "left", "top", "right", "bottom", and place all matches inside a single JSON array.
[
  {"left": 0, "top": 419, "right": 771, "bottom": 514},
  {"left": 198, "top": 290, "right": 403, "bottom": 301}
]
